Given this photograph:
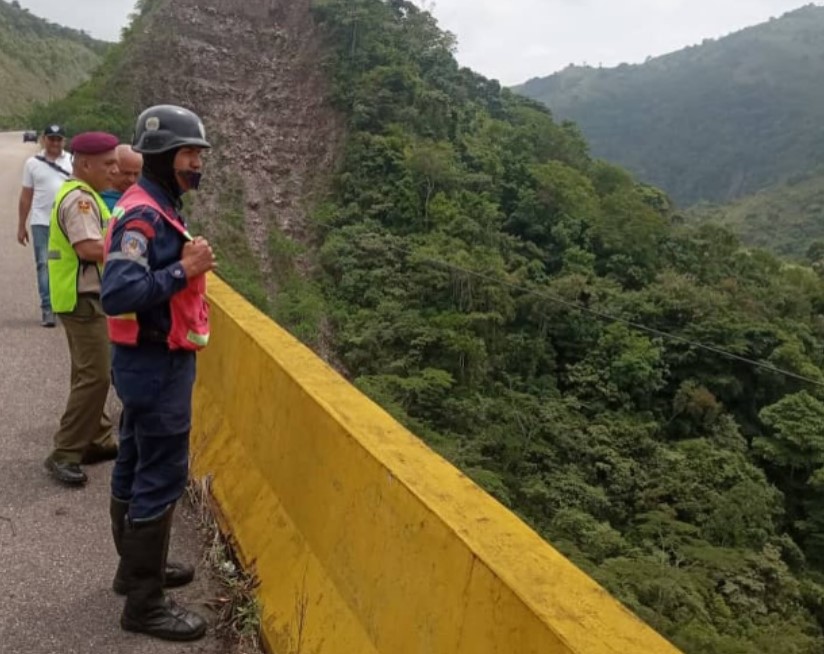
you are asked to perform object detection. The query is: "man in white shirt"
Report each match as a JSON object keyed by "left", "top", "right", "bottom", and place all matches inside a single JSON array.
[{"left": 17, "top": 124, "right": 73, "bottom": 327}]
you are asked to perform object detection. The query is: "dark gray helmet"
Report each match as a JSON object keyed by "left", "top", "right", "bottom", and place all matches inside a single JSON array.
[{"left": 132, "top": 105, "right": 211, "bottom": 154}]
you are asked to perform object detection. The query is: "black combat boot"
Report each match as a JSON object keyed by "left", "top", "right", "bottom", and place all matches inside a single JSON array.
[
  {"left": 119, "top": 506, "right": 207, "bottom": 641},
  {"left": 110, "top": 497, "right": 195, "bottom": 594}
]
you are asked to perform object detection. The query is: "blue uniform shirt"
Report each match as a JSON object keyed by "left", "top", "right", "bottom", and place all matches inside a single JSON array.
[{"left": 101, "top": 177, "right": 190, "bottom": 340}]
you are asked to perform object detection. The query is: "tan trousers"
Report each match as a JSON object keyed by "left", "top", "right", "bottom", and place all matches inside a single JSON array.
[{"left": 50, "top": 296, "right": 115, "bottom": 464}]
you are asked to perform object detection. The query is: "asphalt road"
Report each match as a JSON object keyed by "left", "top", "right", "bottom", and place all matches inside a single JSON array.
[{"left": 0, "top": 132, "right": 227, "bottom": 654}]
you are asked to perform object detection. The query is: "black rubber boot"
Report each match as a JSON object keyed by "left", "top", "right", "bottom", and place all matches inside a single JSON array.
[
  {"left": 110, "top": 497, "right": 195, "bottom": 594},
  {"left": 119, "top": 506, "right": 207, "bottom": 641}
]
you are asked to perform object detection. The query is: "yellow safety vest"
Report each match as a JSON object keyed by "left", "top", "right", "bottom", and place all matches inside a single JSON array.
[{"left": 47, "top": 180, "right": 111, "bottom": 314}]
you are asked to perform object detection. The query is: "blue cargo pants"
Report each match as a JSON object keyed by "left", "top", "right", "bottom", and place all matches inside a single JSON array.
[{"left": 110, "top": 343, "right": 196, "bottom": 522}]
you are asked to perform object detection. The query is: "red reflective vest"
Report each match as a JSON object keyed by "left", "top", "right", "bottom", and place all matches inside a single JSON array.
[{"left": 104, "top": 185, "right": 209, "bottom": 351}]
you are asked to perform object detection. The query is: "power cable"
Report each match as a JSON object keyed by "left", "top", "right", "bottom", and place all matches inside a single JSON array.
[
  {"left": 291, "top": 216, "right": 824, "bottom": 388},
  {"left": 417, "top": 256, "right": 824, "bottom": 388}
]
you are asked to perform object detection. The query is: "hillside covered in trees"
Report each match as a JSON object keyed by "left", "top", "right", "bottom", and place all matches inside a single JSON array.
[
  {"left": 0, "top": 0, "right": 107, "bottom": 125},
  {"left": 33, "top": 1, "right": 824, "bottom": 652},
  {"left": 689, "top": 170, "right": 824, "bottom": 259},
  {"left": 515, "top": 4, "right": 824, "bottom": 207}
]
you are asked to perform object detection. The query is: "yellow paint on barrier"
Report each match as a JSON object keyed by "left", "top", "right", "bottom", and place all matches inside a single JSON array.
[{"left": 190, "top": 274, "right": 684, "bottom": 654}]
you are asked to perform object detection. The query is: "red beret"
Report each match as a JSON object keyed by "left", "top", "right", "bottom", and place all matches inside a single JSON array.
[{"left": 70, "top": 131, "right": 119, "bottom": 155}]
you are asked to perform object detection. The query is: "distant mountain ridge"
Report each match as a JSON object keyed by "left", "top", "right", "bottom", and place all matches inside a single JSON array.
[
  {"left": 515, "top": 4, "right": 824, "bottom": 206},
  {"left": 0, "top": 0, "right": 107, "bottom": 123}
]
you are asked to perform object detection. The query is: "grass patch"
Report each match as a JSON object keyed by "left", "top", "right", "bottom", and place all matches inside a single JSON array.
[
  {"left": 267, "top": 227, "right": 327, "bottom": 346},
  {"left": 186, "top": 477, "right": 263, "bottom": 653},
  {"left": 208, "top": 176, "right": 271, "bottom": 313},
  {"left": 273, "top": 276, "right": 326, "bottom": 347}
]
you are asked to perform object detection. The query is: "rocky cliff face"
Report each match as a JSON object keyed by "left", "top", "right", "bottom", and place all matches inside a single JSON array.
[{"left": 129, "top": 0, "right": 345, "bottom": 283}]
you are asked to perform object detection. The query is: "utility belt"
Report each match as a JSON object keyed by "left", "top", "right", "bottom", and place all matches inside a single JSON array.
[
  {"left": 134, "top": 328, "right": 196, "bottom": 356},
  {"left": 137, "top": 328, "right": 171, "bottom": 347}
]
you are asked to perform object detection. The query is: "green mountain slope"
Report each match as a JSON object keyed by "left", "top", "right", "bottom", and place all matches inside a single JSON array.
[
  {"left": 33, "top": 1, "right": 824, "bottom": 652},
  {"left": 0, "top": 0, "right": 107, "bottom": 123},
  {"left": 688, "top": 170, "right": 824, "bottom": 259},
  {"left": 515, "top": 4, "right": 824, "bottom": 206}
]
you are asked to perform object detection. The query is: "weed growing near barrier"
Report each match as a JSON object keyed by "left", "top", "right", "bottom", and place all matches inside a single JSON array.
[{"left": 186, "top": 477, "right": 263, "bottom": 653}]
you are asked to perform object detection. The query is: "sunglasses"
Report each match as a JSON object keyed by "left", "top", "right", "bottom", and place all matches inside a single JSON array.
[{"left": 45, "top": 135, "right": 64, "bottom": 141}]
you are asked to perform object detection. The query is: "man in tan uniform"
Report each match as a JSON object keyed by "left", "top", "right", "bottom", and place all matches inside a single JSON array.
[{"left": 45, "top": 132, "right": 120, "bottom": 486}]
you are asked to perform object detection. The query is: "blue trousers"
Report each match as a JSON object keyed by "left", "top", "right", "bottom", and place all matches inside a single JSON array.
[
  {"left": 110, "top": 344, "right": 196, "bottom": 521},
  {"left": 31, "top": 225, "right": 50, "bottom": 312}
]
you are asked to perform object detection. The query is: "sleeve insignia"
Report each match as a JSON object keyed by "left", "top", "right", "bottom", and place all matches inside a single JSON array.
[
  {"left": 122, "top": 231, "right": 149, "bottom": 259},
  {"left": 77, "top": 199, "right": 92, "bottom": 213}
]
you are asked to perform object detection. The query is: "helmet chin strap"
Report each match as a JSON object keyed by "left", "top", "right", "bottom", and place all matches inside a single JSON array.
[{"left": 176, "top": 170, "right": 203, "bottom": 192}]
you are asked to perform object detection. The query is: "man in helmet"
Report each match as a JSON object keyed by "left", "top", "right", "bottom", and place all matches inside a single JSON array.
[{"left": 101, "top": 105, "right": 216, "bottom": 642}]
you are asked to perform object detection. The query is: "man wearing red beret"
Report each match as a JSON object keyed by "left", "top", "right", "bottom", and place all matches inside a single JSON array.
[{"left": 44, "top": 131, "right": 120, "bottom": 486}]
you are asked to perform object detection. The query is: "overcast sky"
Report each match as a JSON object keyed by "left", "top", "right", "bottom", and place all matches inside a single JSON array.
[{"left": 16, "top": 0, "right": 821, "bottom": 85}]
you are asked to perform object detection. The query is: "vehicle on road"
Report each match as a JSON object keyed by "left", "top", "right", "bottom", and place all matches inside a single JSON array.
[{"left": 22, "top": 130, "right": 38, "bottom": 143}]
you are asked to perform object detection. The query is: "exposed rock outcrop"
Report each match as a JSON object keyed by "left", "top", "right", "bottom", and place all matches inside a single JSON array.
[{"left": 129, "top": 0, "right": 345, "bottom": 283}]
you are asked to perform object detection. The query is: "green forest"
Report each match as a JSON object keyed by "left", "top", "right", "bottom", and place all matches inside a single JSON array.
[
  {"left": 515, "top": 4, "right": 824, "bottom": 207},
  {"left": 21, "top": 0, "right": 157, "bottom": 139},
  {"left": 0, "top": 0, "right": 107, "bottom": 124},
  {"left": 689, "top": 171, "right": 824, "bottom": 260},
  {"left": 31, "top": 1, "right": 824, "bottom": 652},
  {"left": 305, "top": 2, "right": 824, "bottom": 652}
]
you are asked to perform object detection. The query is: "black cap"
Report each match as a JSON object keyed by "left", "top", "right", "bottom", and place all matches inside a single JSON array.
[
  {"left": 43, "top": 124, "right": 65, "bottom": 137},
  {"left": 132, "top": 105, "right": 211, "bottom": 154}
]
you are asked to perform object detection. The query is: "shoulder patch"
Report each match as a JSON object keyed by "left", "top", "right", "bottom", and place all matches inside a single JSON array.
[
  {"left": 77, "top": 199, "right": 92, "bottom": 214},
  {"left": 121, "top": 231, "right": 149, "bottom": 260}
]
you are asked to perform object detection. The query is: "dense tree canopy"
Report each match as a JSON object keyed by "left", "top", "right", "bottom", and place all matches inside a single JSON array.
[
  {"left": 302, "top": 2, "right": 824, "bottom": 651},
  {"left": 688, "top": 171, "right": 824, "bottom": 260}
]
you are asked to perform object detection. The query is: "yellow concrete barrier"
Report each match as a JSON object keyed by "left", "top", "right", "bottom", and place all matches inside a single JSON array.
[{"left": 191, "top": 275, "right": 683, "bottom": 654}]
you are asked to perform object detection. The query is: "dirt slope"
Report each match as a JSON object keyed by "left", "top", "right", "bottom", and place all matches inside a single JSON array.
[{"left": 129, "top": 0, "right": 345, "bottom": 282}]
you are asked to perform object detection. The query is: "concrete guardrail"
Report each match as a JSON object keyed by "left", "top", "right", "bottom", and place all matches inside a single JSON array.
[{"left": 190, "top": 274, "right": 683, "bottom": 654}]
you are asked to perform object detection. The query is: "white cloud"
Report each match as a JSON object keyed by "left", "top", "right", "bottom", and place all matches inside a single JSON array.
[{"left": 429, "top": 0, "right": 819, "bottom": 84}]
